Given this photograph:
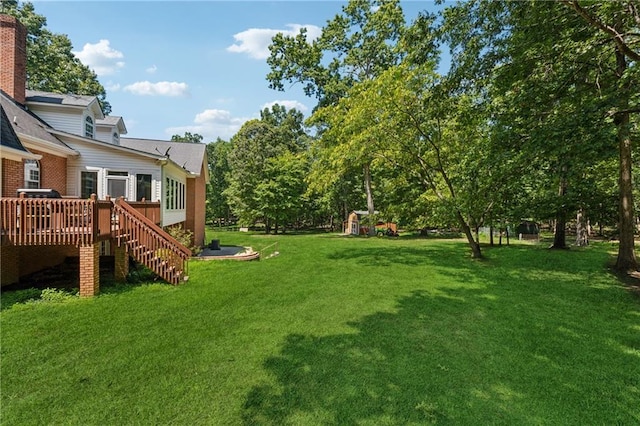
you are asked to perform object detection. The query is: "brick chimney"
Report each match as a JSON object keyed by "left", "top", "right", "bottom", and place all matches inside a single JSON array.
[{"left": 0, "top": 14, "right": 27, "bottom": 104}]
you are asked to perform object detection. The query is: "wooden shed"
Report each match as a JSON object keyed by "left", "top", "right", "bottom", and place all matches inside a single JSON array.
[{"left": 343, "top": 210, "right": 379, "bottom": 235}]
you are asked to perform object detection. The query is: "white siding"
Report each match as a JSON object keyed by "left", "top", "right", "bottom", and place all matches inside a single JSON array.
[
  {"left": 95, "top": 127, "right": 118, "bottom": 144},
  {"left": 59, "top": 135, "right": 190, "bottom": 227},
  {"left": 27, "top": 105, "right": 85, "bottom": 136},
  {"left": 62, "top": 136, "right": 162, "bottom": 203}
]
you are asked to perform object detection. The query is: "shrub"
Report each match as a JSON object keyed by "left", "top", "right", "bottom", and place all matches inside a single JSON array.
[
  {"left": 38, "top": 288, "right": 76, "bottom": 303},
  {"left": 0, "top": 288, "right": 42, "bottom": 310},
  {"left": 166, "top": 225, "right": 202, "bottom": 256}
]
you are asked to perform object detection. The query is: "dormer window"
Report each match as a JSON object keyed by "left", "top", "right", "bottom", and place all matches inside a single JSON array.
[
  {"left": 84, "top": 116, "right": 94, "bottom": 138},
  {"left": 112, "top": 132, "right": 119, "bottom": 144},
  {"left": 24, "top": 160, "right": 40, "bottom": 189}
]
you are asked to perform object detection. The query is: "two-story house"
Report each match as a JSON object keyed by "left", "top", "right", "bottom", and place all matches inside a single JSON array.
[{"left": 0, "top": 14, "right": 208, "bottom": 295}]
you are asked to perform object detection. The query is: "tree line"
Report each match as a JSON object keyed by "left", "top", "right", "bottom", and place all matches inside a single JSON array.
[
  {"left": 8, "top": 0, "right": 638, "bottom": 271},
  {"left": 207, "top": 0, "right": 638, "bottom": 272}
]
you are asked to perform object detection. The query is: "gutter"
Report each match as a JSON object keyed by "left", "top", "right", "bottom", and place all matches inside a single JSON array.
[
  {"left": 0, "top": 145, "right": 42, "bottom": 162},
  {"left": 17, "top": 133, "right": 78, "bottom": 157}
]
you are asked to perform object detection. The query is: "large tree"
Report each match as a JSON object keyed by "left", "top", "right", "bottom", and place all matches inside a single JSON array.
[
  {"left": 312, "top": 58, "right": 495, "bottom": 257},
  {"left": 559, "top": 0, "right": 639, "bottom": 269},
  {"left": 206, "top": 138, "right": 232, "bottom": 226},
  {"left": 2, "top": 1, "right": 111, "bottom": 114},
  {"left": 440, "top": 0, "right": 636, "bottom": 264},
  {"left": 267, "top": 0, "right": 411, "bottom": 231},
  {"left": 224, "top": 105, "right": 310, "bottom": 233}
]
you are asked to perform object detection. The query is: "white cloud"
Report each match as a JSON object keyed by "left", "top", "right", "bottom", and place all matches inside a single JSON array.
[
  {"left": 146, "top": 64, "right": 158, "bottom": 74},
  {"left": 227, "top": 24, "right": 322, "bottom": 60},
  {"left": 73, "top": 39, "right": 125, "bottom": 76},
  {"left": 261, "top": 100, "right": 308, "bottom": 113},
  {"left": 105, "top": 82, "right": 121, "bottom": 92},
  {"left": 166, "top": 108, "right": 249, "bottom": 141},
  {"left": 123, "top": 81, "right": 189, "bottom": 97}
]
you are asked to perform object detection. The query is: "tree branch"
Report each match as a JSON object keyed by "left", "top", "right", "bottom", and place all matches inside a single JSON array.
[{"left": 560, "top": 0, "right": 640, "bottom": 62}]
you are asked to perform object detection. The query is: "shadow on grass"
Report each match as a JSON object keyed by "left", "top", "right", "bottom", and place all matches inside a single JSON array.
[
  {"left": 327, "top": 239, "right": 622, "bottom": 277},
  {"left": 242, "top": 252, "right": 640, "bottom": 424},
  {"left": 0, "top": 263, "right": 170, "bottom": 311},
  {"left": 326, "top": 241, "right": 476, "bottom": 269}
]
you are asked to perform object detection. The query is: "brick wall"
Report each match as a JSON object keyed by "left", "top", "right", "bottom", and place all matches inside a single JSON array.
[
  {"left": 79, "top": 244, "right": 99, "bottom": 297},
  {"left": 31, "top": 149, "right": 68, "bottom": 195},
  {"left": 0, "top": 15, "right": 26, "bottom": 104},
  {"left": 1, "top": 153, "right": 67, "bottom": 196},
  {"left": 1, "top": 158, "right": 23, "bottom": 197},
  {"left": 114, "top": 245, "right": 129, "bottom": 282},
  {"left": 185, "top": 164, "right": 207, "bottom": 247}
]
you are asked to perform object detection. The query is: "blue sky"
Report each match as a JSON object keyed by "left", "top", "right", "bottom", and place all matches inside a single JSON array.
[{"left": 30, "top": 1, "right": 443, "bottom": 142}]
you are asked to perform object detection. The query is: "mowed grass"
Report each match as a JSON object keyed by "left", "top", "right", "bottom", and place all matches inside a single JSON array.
[{"left": 1, "top": 232, "right": 639, "bottom": 425}]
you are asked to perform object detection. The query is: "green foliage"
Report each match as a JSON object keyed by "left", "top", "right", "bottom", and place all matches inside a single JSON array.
[
  {"left": 0, "top": 287, "right": 41, "bottom": 310},
  {"left": 170, "top": 132, "right": 204, "bottom": 143},
  {"left": 166, "top": 224, "right": 201, "bottom": 255},
  {"left": 267, "top": 0, "right": 408, "bottom": 108},
  {"left": 436, "top": 0, "right": 640, "bottom": 256},
  {"left": 206, "top": 138, "right": 233, "bottom": 225},
  {"left": 225, "top": 105, "right": 311, "bottom": 232},
  {"left": 269, "top": 0, "right": 417, "bottom": 229},
  {"left": 37, "top": 287, "right": 76, "bottom": 303}
]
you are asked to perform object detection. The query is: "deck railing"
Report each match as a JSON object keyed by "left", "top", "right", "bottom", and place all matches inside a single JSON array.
[
  {"left": 1, "top": 195, "right": 106, "bottom": 246},
  {"left": 127, "top": 199, "right": 161, "bottom": 225},
  {"left": 1, "top": 195, "right": 188, "bottom": 284}
]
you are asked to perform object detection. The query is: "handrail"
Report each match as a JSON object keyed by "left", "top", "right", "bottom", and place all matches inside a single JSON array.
[
  {"left": 114, "top": 198, "right": 191, "bottom": 258},
  {"left": 1, "top": 195, "right": 191, "bottom": 284},
  {"left": 113, "top": 198, "right": 190, "bottom": 284}
]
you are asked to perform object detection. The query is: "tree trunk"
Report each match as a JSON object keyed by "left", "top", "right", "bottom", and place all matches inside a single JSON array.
[
  {"left": 576, "top": 208, "right": 589, "bottom": 247},
  {"left": 474, "top": 225, "right": 480, "bottom": 247},
  {"left": 489, "top": 224, "right": 495, "bottom": 246},
  {"left": 552, "top": 216, "right": 567, "bottom": 249},
  {"left": 456, "top": 210, "right": 482, "bottom": 258},
  {"left": 551, "top": 171, "right": 568, "bottom": 249},
  {"left": 614, "top": 47, "right": 638, "bottom": 271},
  {"left": 363, "top": 162, "right": 376, "bottom": 236}
]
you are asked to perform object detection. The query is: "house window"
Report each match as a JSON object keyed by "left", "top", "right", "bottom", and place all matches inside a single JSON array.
[
  {"left": 84, "top": 116, "right": 94, "bottom": 138},
  {"left": 24, "top": 160, "right": 40, "bottom": 189},
  {"left": 136, "top": 174, "right": 152, "bottom": 201},
  {"left": 112, "top": 132, "right": 119, "bottom": 144},
  {"left": 81, "top": 171, "right": 98, "bottom": 199},
  {"left": 106, "top": 171, "right": 128, "bottom": 199},
  {"left": 166, "top": 177, "right": 171, "bottom": 210},
  {"left": 165, "top": 176, "right": 185, "bottom": 210}
]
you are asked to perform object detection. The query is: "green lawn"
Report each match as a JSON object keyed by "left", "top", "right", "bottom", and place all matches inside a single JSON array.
[{"left": 1, "top": 232, "right": 639, "bottom": 425}]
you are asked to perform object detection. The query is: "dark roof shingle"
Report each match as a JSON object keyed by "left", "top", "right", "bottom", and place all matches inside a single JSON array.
[
  {"left": 0, "top": 104, "right": 29, "bottom": 153},
  {"left": 0, "top": 90, "right": 74, "bottom": 152},
  {"left": 120, "top": 138, "right": 207, "bottom": 176}
]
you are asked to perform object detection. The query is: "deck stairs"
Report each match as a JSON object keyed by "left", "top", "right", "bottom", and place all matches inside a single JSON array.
[{"left": 112, "top": 199, "right": 191, "bottom": 284}]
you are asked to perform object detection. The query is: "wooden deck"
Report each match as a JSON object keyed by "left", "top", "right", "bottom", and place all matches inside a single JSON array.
[
  {"left": 0, "top": 195, "right": 159, "bottom": 246},
  {"left": 1, "top": 195, "right": 190, "bottom": 292}
]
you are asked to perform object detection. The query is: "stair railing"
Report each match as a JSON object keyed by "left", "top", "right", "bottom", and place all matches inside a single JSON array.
[{"left": 113, "top": 198, "right": 191, "bottom": 284}]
